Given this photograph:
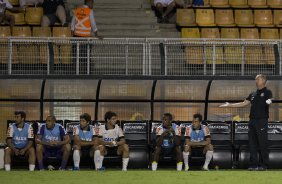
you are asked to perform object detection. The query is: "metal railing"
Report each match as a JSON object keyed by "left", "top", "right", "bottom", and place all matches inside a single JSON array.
[{"left": 0, "top": 37, "right": 280, "bottom": 76}]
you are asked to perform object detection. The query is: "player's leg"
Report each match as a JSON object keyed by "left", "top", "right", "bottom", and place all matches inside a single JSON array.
[
  {"left": 55, "top": 5, "right": 67, "bottom": 26},
  {"left": 60, "top": 144, "right": 71, "bottom": 170},
  {"left": 183, "top": 144, "right": 191, "bottom": 171},
  {"left": 256, "top": 119, "right": 268, "bottom": 170},
  {"left": 152, "top": 145, "right": 162, "bottom": 171},
  {"left": 155, "top": 2, "right": 164, "bottom": 22},
  {"left": 162, "top": 0, "right": 176, "bottom": 22},
  {"left": 94, "top": 145, "right": 106, "bottom": 170},
  {"left": 4, "top": 147, "right": 15, "bottom": 171},
  {"left": 203, "top": 144, "right": 214, "bottom": 171},
  {"left": 248, "top": 119, "right": 259, "bottom": 170},
  {"left": 26, "top": 147, "right": 36, "bottom": 171},
  {"left": 36, "top": 144, "right": 45, "bottom": 170},
  {"left": 73, "top": 145, "right": 81, "bottom": 170},
  {"left": 175, "top": 145, "right": 183, "bottom": 171},
  {"left": 117, "top": 144, "right": 130, "bottom": 171}
]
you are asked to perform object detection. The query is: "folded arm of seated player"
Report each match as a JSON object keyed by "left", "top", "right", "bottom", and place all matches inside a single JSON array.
[
  {"left": 185, "top": 133, "right": 211, "bottom": 147},
  {"left": 73, "top": 135, "right": 95, "bottom": 147}
]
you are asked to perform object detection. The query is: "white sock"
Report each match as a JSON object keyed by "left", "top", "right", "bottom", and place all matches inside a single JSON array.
[
  {"left": 29, "top": 164, "right": 35, "bottom": 171},
  {"left": 5, "top": 164, "right": 11, "bottom": 171},
  {"left": 204, "top": 151, "right": 213, "bottom": 168},
  {"left": 73, "top": 150, "right": 80, "bottom": 168},
  {"left": 94, "top": 150, "right": 104, "bottom": 169},
  {"left": 183, "top": 152, "right": 189, "bottom": 168},
  {"left": 177, "top": 162, "right": 183, "bottom": 171},
  {"left": 122, "top": 157, "right": 129, "bottom": 171},
  {"left": 152, "top": 162, "right": 158, "bottom": 171}
]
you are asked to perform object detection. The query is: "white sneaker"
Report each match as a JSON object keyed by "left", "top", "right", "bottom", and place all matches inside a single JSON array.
[
  {"left": 185, "top": 165, "right": 189, "bottom": 171},
  {"left": 177, "top": 162, "right": 183, "bottom": 171},
  {"left": 152, "top": 162, "right": 157, "bottom": 171},
  {"left": 202, "top": 165, "right": 209, "bottom": 171}
]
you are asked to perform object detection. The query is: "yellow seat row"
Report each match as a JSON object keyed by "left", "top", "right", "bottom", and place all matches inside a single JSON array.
[
  {"left": 0, "top": 26, "right": 71, "bottom": 37},
  {"left": 195, "top": 0, "right": 282, "bottom": 8},
  {"left": 181, "top": 27, "right": 281, "bottom": 39},
  {"left": 177, "top": 9, "right": 282, "bottom": 27},
  {"left": 0, "top": 26, "right": 72, "bottom": 65},
  {"left": 4, "top": 7, "right": 43, "bottom": 25}
]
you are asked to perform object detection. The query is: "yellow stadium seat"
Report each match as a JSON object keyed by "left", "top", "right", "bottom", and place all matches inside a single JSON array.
[
  {"left": 12, "top": 27, "right": 34, "bottom": 64},
  {"left": 210, "top": 0, "right": 229, "bottom": 7},
  {"left": 32, "top": 27, "right": 51, "bottom": 37},
  {"left": 176, "top": 9, "right": 196, "bottom": 27},
  {"left": 235, "top": 9, "right": 255, "bottom": 27},
  {"left": 268, "top": 0, "right": 282, "bottom": 8},
  {"left": 254, "top": 10, "right": 274, "bottom": 27},
  {"left": 229, "top": 0, "right": 249, "bottom": 8},
  {"left": 240, "top": 28, "right": 259, "bottom": 39},
  {"left": 201, "top": 28, "right": 220, "bottom": 38},
  {"left": 260, "top": 28, "right": 279, "bottom": 39},
  {"left": 32, "top": 27, "right": 50, "bottom": 64},
  {"left": 0, "top": 27, "right": 11, "bottom": 37},
  {"left": 25, "top": 7, "right": 44, "bottom": 25},
  {"left": 274, "top": 10, "right": 282, "bottom": 27},
  {"left": 0, "top": 27, "right": 10, "bottom": 64},
  {"left": 52, "top": 27, "right": 72, "bottom": 64},
  {"left": 52, "top": 27, "right": 72, "bottom": 37},
  {"left": 5, "top": 11, "right": 25, "bottom": 25},
  {"left": 9, "top": 0, "right": 19, "bottom": 6},
  {"left": 248, "top": 0, "right": 268, "bottom": 8},
  {"left": 221, "top": 28, "right": 240, "bottom": 38},
  {"left": 196, "top": 9, "right": 216, "bottom": 26},
  {"left": 12, "top": 26, "right": 31, "bottom": 37},
  {"left": 215, "top": 9, "right": 235, "bottom": 27},
  {"left": 184, "top": 45, "right": 204, "bottom": 64},
  {"left": 181, "top": 28, "right": 200, "bottom": 38}
]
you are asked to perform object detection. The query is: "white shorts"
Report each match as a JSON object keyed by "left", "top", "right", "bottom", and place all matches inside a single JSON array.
[{"left": 154, "top": 0, "right": 174, "bottom": 7}]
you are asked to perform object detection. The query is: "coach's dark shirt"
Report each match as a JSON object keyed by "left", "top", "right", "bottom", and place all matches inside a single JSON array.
[
  {"left": 246, "top": 87, "right": 272, "bottom": 119},
  {"left": 42, "top": 0, "right": 64, "bottom": 14}
]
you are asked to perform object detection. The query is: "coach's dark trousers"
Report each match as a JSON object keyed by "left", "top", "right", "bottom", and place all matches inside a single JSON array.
[{"left": 248, "top": 118, "right": 269, "bottom": 167}]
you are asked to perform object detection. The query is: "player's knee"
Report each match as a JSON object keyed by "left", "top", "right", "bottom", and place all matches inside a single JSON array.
[
  {"left": 73, "top": 145, "right": 81, "bottom": 150},
  {"left": 155, "top": 3, "right": 163, "bottom": 9},
  {"left": 64, "top": 144, "right": 71, "bottom": 152},
  {"left": 36, "top": 144, "right": 43, "bottom": 152},
  {"left": 123, "top": 144, "right": 129, "bottom": 152},
  {"left": 98, "top": 145, "right": 105, "bottom": 152},
  {"left": 41, "top": 16, "right": 50, "bottom": 27},
  {"left": 28, "top": 147, "right": 35, "bottom": 155},
  {"left": 4, "top": 147, "right": 12, "bottom": 155},
  {"left": 207, "top": 144, "right": 214, "bottom": 151},
  {"left": 183, "top": 144, "right": 190, "bottom": 152},
  {"left": 154, "top": 146, "right": 161, "bottom": 153}
]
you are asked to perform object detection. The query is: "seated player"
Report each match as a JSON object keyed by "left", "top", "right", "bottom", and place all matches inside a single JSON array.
[
  {"left": 36, "top": 115, "right": 71, "bottom": 170},
  {"left": 39, "top": 0, "right": 67, "bottom": 27},
  {"left": 94, "top": 111, "right": 129, "bottom": 171},
  {"left": 0, "top": 0, "right": 25, "bottom": 31},
  {"left": 183, "top": 113, "right": 213, "bottom": 171},
  {"left": 4, "top": 111, "right": 36, "bottom": 171},
  {"left": 151, "top": 113, "right": 182, "bottom": 171},
  {"left": 72, "top": 113, "right": 97, "bottom": 170}
]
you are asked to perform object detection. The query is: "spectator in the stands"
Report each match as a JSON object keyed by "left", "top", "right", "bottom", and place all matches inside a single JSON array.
[
  {"left": 0, "top": 0, "right": 24, "bottom": 31},
  {"left": 71, "top": 0, "right": 99, "bottom": 37},
  {"left": 39, "top": 0, "right": 67, "bottom": 27},
  {"left": 154, "top": 0, "right": 188, "bottom": 23},
  {"left": 19, "top": 0, "right": 40, "bottom": 7}
]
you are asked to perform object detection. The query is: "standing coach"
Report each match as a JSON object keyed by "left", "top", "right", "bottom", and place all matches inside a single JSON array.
[{"left": 219, "top": 74, "right": 273, "bottom": 171}]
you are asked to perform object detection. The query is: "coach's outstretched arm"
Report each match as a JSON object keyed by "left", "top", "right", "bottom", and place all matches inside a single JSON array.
[{"left": 219, "top": 99, "right": 250, "bottom": 108}]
